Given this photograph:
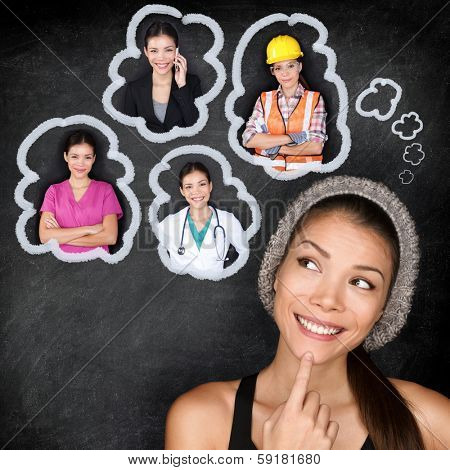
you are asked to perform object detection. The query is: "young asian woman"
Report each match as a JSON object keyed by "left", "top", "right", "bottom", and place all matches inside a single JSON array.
[
  {"left": 39, "top": 130, "right": 123, "bottom": 253},
  {"left": 157, "top": 162, "right": 248, "bottom": 278},
  {"left": 164, "top": 176, "right": 449, "bottom": 449},
  {"left": 243, "top": 35, "right": 327, "bottom": 172},
  {"left": 122, "top": 21, "right": 202, "bottom": 133}
]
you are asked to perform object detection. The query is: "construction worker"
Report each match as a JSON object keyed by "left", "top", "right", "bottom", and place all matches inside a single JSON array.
[{"left": 242, "top": 35, "right": 327, "bottom": 172}]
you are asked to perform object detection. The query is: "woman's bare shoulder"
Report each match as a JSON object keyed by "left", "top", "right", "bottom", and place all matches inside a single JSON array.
[
  {"left": 171, "top": 379, "right": 240, "bottom": 412},
  {"left": 165, "top": 379, "right": 241, "bottom": 450},
  {"left": 390, "top": 378, "right": 449, "bottom": 449}
]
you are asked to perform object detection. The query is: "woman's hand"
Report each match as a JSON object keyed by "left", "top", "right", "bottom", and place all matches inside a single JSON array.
[
  {"left": 278, "top": 141, "right": 323, "bottom": 156},
  {"left": 87, "top": 224, "right": 104, "bottom": 235},
  {"left": 262, "top": 352, "right": 339, "bottom": 450},
  {"left": 174, "top": 52, "right": 187, "bottom": 88},
  {"left": 44, "top": 216, "right": 103, "bottom": 235},
  {"left": 44, "top": 214, "right": 60, "bottom": 229}
]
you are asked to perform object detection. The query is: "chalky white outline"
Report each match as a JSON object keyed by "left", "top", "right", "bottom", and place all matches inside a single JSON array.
[
  {"left": 392, "top": 112, "right": 423, "bottom": 140},
  {"left": 148, "top": 145, "right": 261, "bottom": 281},
  {"left": 15, "top": 115, "right": 141, "bottom": 263},
  {"left": 102, "top": 4, "right": 226, "bottom": 143},
  {"left": 399, "top": 169, "right": 414, "bottom": 185},
  {"left": 402, "top": 143, "right": 425, "bottom": 166},
  {"left": 225, "top": 13, "right": 351, "bottom": 181},
  {"left": 355, "top": 78, "right": 402, "bottom": 121}
]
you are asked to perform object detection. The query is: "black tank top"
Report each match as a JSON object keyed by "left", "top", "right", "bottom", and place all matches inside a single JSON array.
[{"left": 228, "top": 374, "right": 375, "bottom": 450}]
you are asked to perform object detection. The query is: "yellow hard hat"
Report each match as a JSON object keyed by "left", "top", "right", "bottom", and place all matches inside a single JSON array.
[{"left": 266, "top": 35, "right": 303, "bottom": 65}]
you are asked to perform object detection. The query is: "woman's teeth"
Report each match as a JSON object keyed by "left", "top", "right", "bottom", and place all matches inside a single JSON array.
[{"left": 295, "top": 314, "right": 342, "bottom": 335}]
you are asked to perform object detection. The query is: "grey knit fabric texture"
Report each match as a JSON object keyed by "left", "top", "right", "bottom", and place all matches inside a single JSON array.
[{"left": 257, "top": 176, "right": 420, "bottom": 351}]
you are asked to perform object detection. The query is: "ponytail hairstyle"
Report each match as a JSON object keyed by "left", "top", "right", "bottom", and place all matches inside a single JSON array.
[
  {"left": 348, "top": 345, "right": 424, "bottom": 449},
  {"left": 290, "top": 195, "right": 424, "bottom": 449},
  {"left": 296, "top": 58, "right": 310, "bottom": 91}
]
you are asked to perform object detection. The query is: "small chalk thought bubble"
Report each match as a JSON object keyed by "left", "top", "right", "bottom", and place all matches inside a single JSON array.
[
  {"left": 355, "top": 78, "right": 402, "bottom": 121},
  {"left": 403, "top": 143, "right": 425, "bottom": 166},
  {"left": 392, "top": 112, "right": 423, "bottom": 140},
  {"left": 399, "top": 169, "right": 414, "bottom": 185}
]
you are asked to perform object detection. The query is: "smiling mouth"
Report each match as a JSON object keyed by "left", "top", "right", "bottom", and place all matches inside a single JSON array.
[
  {"left": 155, "top": 63, "right": 170, "bottom": 69},
  {"left": 294, "top": 314, "right": 344, "bottom": 336},
  {"left": 191, "top": 197, "right": 204, "bottom": 201}
]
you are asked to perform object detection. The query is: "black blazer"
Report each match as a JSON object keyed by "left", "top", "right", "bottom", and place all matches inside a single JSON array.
[{"left": 122, "top": 72, "right": 202, "bottom": 133}]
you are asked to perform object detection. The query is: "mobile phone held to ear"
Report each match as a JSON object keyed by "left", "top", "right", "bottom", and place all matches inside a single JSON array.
[{"left": 175, "top": 47, "right": 179, "bottom": 71}]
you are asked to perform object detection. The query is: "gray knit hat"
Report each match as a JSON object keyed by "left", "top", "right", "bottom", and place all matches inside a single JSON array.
[{"left": 258, "top": 176, "right": 419, "bottom": 351}]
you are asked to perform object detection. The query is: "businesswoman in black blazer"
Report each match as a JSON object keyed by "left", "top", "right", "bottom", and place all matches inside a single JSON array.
[{"left": 122, "top": 21, "right": 202, "bottom": 133}]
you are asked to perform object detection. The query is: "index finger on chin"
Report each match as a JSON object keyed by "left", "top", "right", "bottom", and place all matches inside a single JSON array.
[{"left": 285, "top": 352, "right": 313, "bottom": 411}]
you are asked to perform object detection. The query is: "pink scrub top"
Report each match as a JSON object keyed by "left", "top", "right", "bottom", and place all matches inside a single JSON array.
[{"left": 40, "top": 179, "right": 123, "bottom": 253}]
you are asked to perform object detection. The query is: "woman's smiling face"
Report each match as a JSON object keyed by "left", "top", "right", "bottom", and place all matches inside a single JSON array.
[
  {"left": 179, "top": 170, "right": 212, "bottom": 208},
  {"left": 273, "top": 212, "right": 394, "bottom": 364},
  {"left": 64, "top": 142, "right": 95, "bottom": 179},
  {"left": 270, "top": 59, "right": 301, "bottom": 88},
  {"left": 144, "top": 34, "right": 177, "bottom": 75}
]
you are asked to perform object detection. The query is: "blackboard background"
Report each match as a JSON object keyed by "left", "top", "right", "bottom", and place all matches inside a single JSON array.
[{"left": 1, "top": 0, "right": 449, "bottom": 449}]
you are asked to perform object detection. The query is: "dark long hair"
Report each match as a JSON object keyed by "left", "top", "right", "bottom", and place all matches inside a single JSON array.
[
  {"left": 297, "top": 59, "right": 310, "bottom": 90},
  {"left": 144, "top": 21, "right": 179, "bottom": 49},
  {"left": 290, "top": 194, "right": 424, "bottom": 449}
]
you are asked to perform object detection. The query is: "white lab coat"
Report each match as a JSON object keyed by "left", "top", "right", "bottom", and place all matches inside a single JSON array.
[{"left": 157, "top": 206, "right": 248, "bottom": 278}]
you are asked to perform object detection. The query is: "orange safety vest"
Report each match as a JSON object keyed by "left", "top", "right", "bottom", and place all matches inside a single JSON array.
[{"left": 254, "top": 90, "right": 323, "bottom": 171}]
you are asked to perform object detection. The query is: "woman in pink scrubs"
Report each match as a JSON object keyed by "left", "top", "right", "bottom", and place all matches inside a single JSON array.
[{"left": 39, "top": 130, "right": 123, "bottom": 253}]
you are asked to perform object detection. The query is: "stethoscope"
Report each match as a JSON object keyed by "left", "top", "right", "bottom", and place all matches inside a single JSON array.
[{"left": 178, "top": 205, "right": 227, "bottom": 261}]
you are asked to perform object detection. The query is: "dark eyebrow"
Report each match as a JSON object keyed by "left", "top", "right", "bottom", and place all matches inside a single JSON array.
[
  {"left": 299, "top": 240, "right": 385, "bottom": 282},
  {"left": 353, "top": 265, "right": 385, "bottom": 282},
  {"left": 299, "top": 240, "right": 330, "bottom": 258},
  {"left": 184, "top": 179, "right": 207, "bottom": 186}
]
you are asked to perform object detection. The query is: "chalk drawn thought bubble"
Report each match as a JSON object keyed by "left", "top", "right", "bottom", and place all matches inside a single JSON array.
[
  {"left": 15, "top": 115, "right": 141, "bottom": 263},
  {"left": 225, "top": 13, "right": 351, "bottom": 181},
  {"left": 399, "top": 169, "right": 414, "bottom": 185},
  {"left": 392, "top": 112, "right": 423, "bottom": 140},
  {"left": 403, "top": 143, "right": 425, "bottom": 166},
  {"left": 148, "top": 145, "right": 261, "bottom": 281},
  {"left": 355, "top": 78, "right": 402, "bottom": 121},
  {"left": 102, "top": 4, "right": 226, "bottom": 143}
]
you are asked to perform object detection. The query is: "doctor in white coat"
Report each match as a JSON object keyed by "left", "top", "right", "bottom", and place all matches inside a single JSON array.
[{"left": 157, "top": 162, "right": 249, "bottom": 278}]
